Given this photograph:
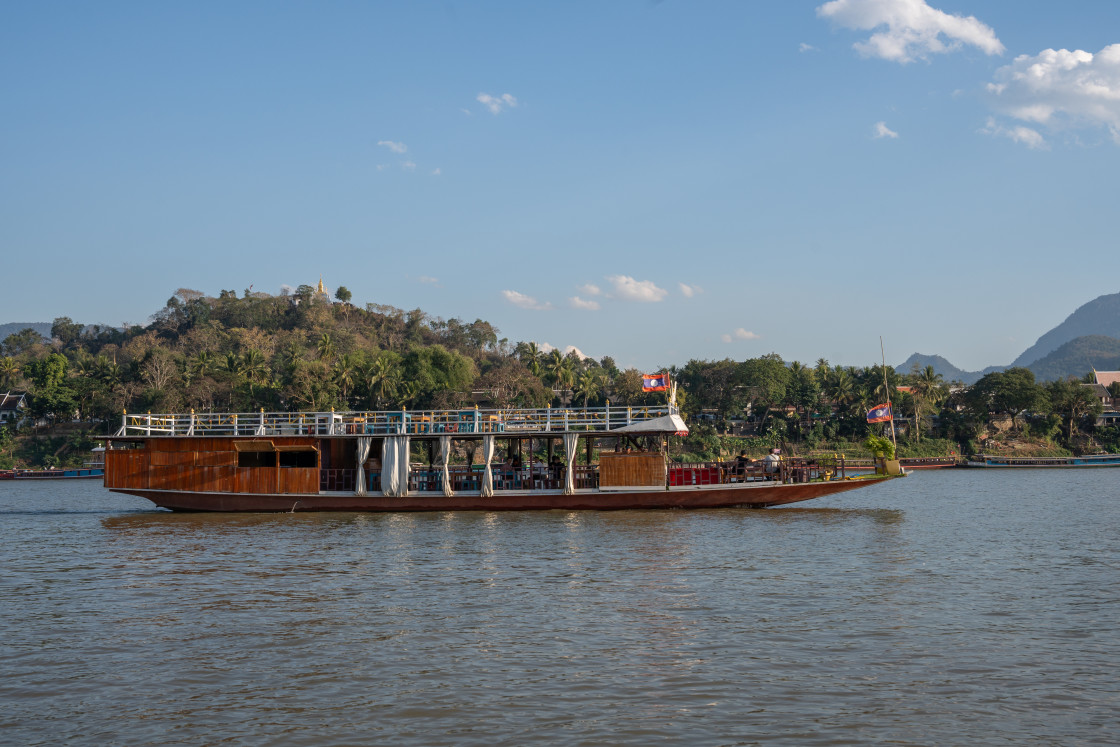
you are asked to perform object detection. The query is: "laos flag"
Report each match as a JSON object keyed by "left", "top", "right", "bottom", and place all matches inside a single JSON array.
[
  {"left": 642, "top": 373, "right": 670, "bottom": 392},
  {"left": 867, "top": 403, "right": 893, "bottom": 423}
]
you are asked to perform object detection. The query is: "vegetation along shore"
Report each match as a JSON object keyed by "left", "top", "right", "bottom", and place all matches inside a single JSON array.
[{"left": 2, "top": 285, "right": 1118, "bottom": 470}]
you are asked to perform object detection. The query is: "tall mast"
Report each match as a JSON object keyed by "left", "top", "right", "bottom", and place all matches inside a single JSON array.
[{"left": 880, "top": 336, "right": 897, "bottom": 454}]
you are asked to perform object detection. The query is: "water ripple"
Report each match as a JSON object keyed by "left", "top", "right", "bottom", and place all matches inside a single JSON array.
[{"left": 1, "top": 472, "right": 1119, "bottom": 745}]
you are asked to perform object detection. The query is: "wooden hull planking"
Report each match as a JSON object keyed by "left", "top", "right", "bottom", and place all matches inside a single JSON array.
[{"left": 114, "top": 476, "right": 893, "bottom": 512}]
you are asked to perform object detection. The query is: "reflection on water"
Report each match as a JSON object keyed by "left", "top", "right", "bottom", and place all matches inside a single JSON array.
[{"left": 2, "top": 472, "right": 1119, "bottom": 746}]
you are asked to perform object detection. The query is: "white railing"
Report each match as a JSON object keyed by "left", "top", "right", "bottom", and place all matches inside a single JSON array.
[{"left": 115, "top": 405, "right": 675, "bottom": 438}]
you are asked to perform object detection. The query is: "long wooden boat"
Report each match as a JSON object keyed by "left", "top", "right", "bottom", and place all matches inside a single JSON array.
[
  {"left": 0, "top": 467, "right": 105, "bottom": 480},
  {"left": 102, "top": 406, "right": 900, "bottom": 512},
  {"left": 966, "top": 453, "right": 1120, "bottom": 468}
]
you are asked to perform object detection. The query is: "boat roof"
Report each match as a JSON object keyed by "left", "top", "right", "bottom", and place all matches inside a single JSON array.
[{"left": 109, "top": 406, "right": 688, "bottom": 440}]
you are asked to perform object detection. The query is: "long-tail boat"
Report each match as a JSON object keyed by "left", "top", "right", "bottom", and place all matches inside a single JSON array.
[
  {"left": 103, "top": 405, "right": 899, "bottom": 512},
  {"left": 966, "top": 453, "right": 1120, "bottom": 468}
]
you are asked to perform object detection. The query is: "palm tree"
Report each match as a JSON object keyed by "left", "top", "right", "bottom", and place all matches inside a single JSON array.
[
  {"left": 365, "top": 356, "right": 400, "bottom": 408},
  {"left": 911, "top": 365, "right": 946, "bottom": 442},
  {"left": 95, "top": 356, "right": 120, "bottom": 387},
  {"left": 0, "top": 356, "right": 21, "bottom": 388},
  {"left": 224, "top": 351, "right": 241, "bottom": 381},
  {"left": 575, "top": 370, "right": 602, "bottom": 408},
  {"left": 334, "top": 353, "right": 358, "bottom": 405},
  {"left": 547, "top": 350, "right": 575, "bottom": 391},
  {"left": 316, "top": 333, "right": 336, "bottom": 364},
  {"left": 191, "top": 351, "right": 214, "bottom": 378},
  {"left": 520, "top": 342, "right": 542, "bottom": 377},
  {"left": 240, "top": 349, "right": 269, "bottom": 389}
]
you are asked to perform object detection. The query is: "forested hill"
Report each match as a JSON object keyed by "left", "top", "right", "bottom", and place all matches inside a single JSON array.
[
  {"left": 0, "top": 323, "right": 51, "bottom": 343},
  {"left": 1024, "top": 335, "right": 1120, "bottom": 382},
  {"left": 893, "top": 354, "right": 1004, "bottom": 386},
  {"left": 0, "top": 287, "right": 663, "bottom": 423},
  {"left": 1013, "top": 292, "right": 1120, "bottom": 367},
  {"left": 895, "top": 290, "right": 1120, "bottom": 382}
]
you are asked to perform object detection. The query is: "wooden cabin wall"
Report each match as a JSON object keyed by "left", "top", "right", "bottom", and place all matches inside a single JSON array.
[
  {"left": 598, "top": 452, "right": 666, "bottom": 487},
  {"left": 278, "top": 468, "right": 318, "bottom": 494},
  {"left": 105, "top": 449, "right": 150, "bottom": 489},
  {"left": 107, "top": 437, "right": 321, "bottom": 495}
]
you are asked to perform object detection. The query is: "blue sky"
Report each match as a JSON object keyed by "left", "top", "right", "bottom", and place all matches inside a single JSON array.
[{"left": 3, "top": 1, "right": 1119, "bottom": 372}]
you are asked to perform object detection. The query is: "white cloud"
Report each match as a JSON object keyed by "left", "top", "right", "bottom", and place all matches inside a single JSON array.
[
  {"left": 678, "top": 282, "right": 703, "bottom": 298},
  {"left": 376, "top": 164, "right": 387, "bottom": 171},
  {"left": 537, "top": 342, "right": 556, "bottom": 354},
  {"left": 569, "top": 296, "right": 601, "bottom": 311},
  {"left": 418, "top": 276, "right": 440, "bottom": 285},
  {"left": 985, "top": 45, "right": 1120, "bottom": 144},
  {"left": 980, "top": 117, "right": 1048, "bottom": 149},
  {"left": 607, "top": 275, "right": 668, "bottom": 303},
  {"left": 501, "top": 290, "right": 552, "bottom": 310},
  {"left": 800, "top": 42, "right": 818, "bottom": 53},
  {"left": 565, "top": 345, "right": 590, "bottom": 360},
  {"left": 377, "top": 140, "right": 407, "bottom": 154},
  {"left": 817, "top": 0, "right": 1004, "bottom": 63},
  {"left": 477, "top": 92, "right": 518, "bottom": 114},
  {"left": 432, "top": 168, "right": 441, "bottom": 176},
  {"left": 723, "top": 328, "right": 761, "bottom": 343},
  {"left": 873, "top": 121, "right": 899, "bottom": 139},
  {"left": 578, "top": 283, "right": 601, "bottom": 296},
  {"left": 402, "top": 161, "right": 416, "bottom": 171}
]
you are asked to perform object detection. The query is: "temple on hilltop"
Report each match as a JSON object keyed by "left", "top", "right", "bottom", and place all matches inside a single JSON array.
[{"left": 316, "top": 276, "right": 331, "bottom": 302}]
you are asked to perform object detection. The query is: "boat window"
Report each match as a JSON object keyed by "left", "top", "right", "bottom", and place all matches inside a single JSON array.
[
  {"left": 238, "top": 451, "right": 277, "bottom": 468},
  {"left": 278, "top": 451, "right": 317, "bottom": 468}
]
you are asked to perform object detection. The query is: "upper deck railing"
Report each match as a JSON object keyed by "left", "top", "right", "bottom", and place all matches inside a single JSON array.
[{"left": 114, "top": 405, "right": 677, "bottom": 438}]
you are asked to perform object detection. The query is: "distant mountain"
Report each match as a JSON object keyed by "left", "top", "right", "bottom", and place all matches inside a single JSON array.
[
  {"left": 0, "top": 322, "right": 52, "bottom": 343},
  {"left": 894, "top": 353, "right": 1004, "bottom": 386},
  {"left": 1013, "top": 292, "right": 1120, "bottom": 367},
  {"left": 1022, "top": 335, "right": 1120, "bottom": 382}
]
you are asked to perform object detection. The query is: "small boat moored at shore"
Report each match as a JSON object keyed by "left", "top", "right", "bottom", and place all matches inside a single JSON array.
[
  {"left": 966, "top": 453, "right": 1120, "bottom": 468},
  {"left": 0, "top": 467, "right": 105, "bottom": 480}
]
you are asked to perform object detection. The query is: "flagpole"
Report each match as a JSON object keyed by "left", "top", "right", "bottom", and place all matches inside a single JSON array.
[{"left": 880, "top": 336, "right": 897, "bottom": 454}]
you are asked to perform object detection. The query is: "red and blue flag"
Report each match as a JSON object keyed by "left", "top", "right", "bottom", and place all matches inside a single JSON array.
[
  {"left": 866, "top": 403, "right": 892, "bottom": 423},
  {"left": 642, "top": 373, "right": 670, "bottom": 392}
]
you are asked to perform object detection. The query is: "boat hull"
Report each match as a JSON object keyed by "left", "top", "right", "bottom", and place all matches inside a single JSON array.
[
  {"left": 114, "top": 476, "right": 893, "bottom": 512},
  {"left": 3, "top": 469, "right": 105, "bottom": 479},
  {"left": 966, "top": 454, "right": 1120, "bottom": 468}
]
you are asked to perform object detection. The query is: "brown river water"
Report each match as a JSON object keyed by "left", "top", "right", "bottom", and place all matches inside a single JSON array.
[{"left": 1, "top": 470, "right": 1117, "bottom": 746}]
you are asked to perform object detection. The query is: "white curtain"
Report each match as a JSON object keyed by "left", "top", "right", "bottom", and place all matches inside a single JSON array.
[
  {"left": 381, "top": 436, "right": 411, "bottom": 497},
  {"left": 480, "top": 434, "right": 496, "bottom": 497},
  {"left": 439, "top": 435, "right": 454, "bottom": 497},
  {"left": 563, "top": 432, "right": 578, "bottom": 495},
  {"left": 355, "top": 436, "right": 372, "bottom": 496}
]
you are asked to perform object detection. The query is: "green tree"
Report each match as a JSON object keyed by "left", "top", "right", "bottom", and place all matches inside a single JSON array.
[
  {"left": 51, "top": 317, "right": 85, "bottom": 348},
  {"left": 1046, "top": 379, "right": 1102, "bottom": 444},
  {"left": 968, "top": 368, "right": 1044, "bottom": 430},
  {"left": 25, "top": 353, "right": 77, "bottom": 425},
  {"left": 740, "top": 354, "right": 790, "bottom": 432},
  {"left": 3, "top": 328, "right": 43, "bottom": 357},
  {"left": 400, "top": 346, "right": 476, "bottom": 406}
]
